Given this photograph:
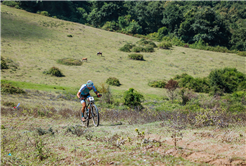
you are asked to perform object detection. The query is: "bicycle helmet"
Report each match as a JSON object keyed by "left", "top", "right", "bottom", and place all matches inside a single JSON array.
[{"left": 86, "top": 80, "right": 94, "bottom": 87}]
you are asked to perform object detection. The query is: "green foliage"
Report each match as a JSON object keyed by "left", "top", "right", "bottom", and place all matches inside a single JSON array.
[
  {"left": 178, "top": 6, "right": 231, "bottom": 47},
  {"left": 67, "top": 35, "right": 73, "bottom": 37},
  {"left": 237, "top": 52, "right": 246, "bottom": 57},
  {"left": 57, "top": 58, "right": 82, "bottom": 66},
  {"left": 1, "top": 125, "right": 5, "bottom": 129},
  {"left": 123, "top": 88, "right": 144, "bottom": 108},
  {"left": 106, "top": 77, "right": 121, "bottom": 86},
  {"left": 45, "top": 67, "right": 65, "bottom": 77},
  {"left": 119, "top": 43, "right": 135, "bottom": 52},
  {"left": 38, "top": 11, "right": 50, "bottom": 17},
  {"left": 137, "top": 38, "right": 157, "bottom": 48},
  {"left": 102, "top": 21, "right": 119, "bottom": 31},
  {"left": 128, "top": 54, "right": 144, "bottom": 60},
  {"left": 158, "top": 41, "right": 172, "bottom": 49},
  {"left": 1, "top": 57, "right": 8, "bottom": 69},
  {"left": 132, "top": 46, "right": 144, "bottom": 52},
  {"left": 1, "top": 83, "right": 26, "bottom": 94},
  {"left": 148, "top": 80, "right": 166, "bottom": 88},
  {"left": 174, "top": 73, "right": 210, "bottom": 93},
  {"left": 208, "top": 67, "right": 246, "bottom": 94},
  {"left": 2, "top": 1, "right": 19, "bottom": 7}
]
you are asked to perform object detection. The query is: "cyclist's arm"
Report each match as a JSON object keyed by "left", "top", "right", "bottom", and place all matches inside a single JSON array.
[
  {"left": 92, "top": 86, "right": 100, "bottom": 96},
  {"left": 77, "top": 91, "right": 81, "bottom": 99}
]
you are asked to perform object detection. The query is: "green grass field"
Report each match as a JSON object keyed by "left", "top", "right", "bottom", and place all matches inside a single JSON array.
[{"left": 1, "top": 5, "right": 245, "bottom": 97}]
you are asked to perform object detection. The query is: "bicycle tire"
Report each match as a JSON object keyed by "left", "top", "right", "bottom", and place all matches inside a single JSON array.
[
  {"left": 80, "top": 108, "right": 89, "bottom": 127},
  {"left": 91, "top": 104, "right": 99, "bottom": 127}
]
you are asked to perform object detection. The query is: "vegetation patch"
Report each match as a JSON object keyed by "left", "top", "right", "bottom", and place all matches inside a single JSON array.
[
  {"left": 1, "top": 83, "right": 26, "bottom": 94},
  {"left": 148, "top": 80, "right": 166, "bottom": 88},
  {"left": 237, "top": 51, "right": 246, "bottom": 57},
  {"left": 123, "top": 88, "right": 144, "bottom": 108},
  {"left": 106, "top": 77, "right": 121, "bottom": 86},
  {"left": 128, "top": 54, "right": 144, "bottom": 60},
  {"left": 44, "top": 67, "right": 65, "bottom": 77},
  {"left": 57, "top": 58, "right": 82, "bottom": 66},
  {"left": 119, "top": 43, "right": 135, "bottom": 52},
  {"left": 1, "top": 57, "right": 8, "bottom": 69},
  {"left": 158, "top": 41, "right": 172, "bottom": 49},
  {"left": 136, "top": 38, "right": 157, "bottom": 48}
]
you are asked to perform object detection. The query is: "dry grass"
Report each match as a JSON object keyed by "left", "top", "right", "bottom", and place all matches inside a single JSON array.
[{"left": 1, "top": 5, "right": 245, "bottom": 97}]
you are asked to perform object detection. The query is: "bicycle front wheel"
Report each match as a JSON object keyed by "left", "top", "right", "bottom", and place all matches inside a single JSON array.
[{"left": 91, "top": 104, "right": 99, "bottom": 127}]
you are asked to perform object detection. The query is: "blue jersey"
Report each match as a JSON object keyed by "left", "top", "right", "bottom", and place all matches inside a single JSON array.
[{"left": 78, "top": 84, "right": 97, "bottom": 96}]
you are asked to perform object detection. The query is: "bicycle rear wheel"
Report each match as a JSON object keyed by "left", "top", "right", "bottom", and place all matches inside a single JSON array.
[
  {"left": 80, "top": 109, "right": 89, "bottom": 127},
  {"left": 91, "top": 104, "right": 99, "bottom": 127}
]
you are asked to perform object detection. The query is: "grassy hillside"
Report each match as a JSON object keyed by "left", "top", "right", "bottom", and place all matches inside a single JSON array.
[{"left": 1, "top": 4, "right": 246, "bottom": 97}]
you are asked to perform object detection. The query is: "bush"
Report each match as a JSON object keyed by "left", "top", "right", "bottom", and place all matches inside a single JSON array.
[
  {"left": 119, "top": 43, "right": 135, "bottom": 52},
  {"left": 1, "top": 57, "right": 8, "bottom": 69},
  {"left": 102, "top": 21, "right": 118, "bottom": 31},
  {"left": 2, "top": 1, "right": 19, "bottom": 7},
  {"left": 237, "top": 51, "right": 246, "bottom": 57},
  {"left": 123, "top": 88, "right": 144, "bottom": 108},
  {"left": 137, "top": 38, "right": 157, "bottom": 48},
  {"left": 148, "top": 80, "right": 166, "bottom": 88},
  {"left": 67, "top": 35, "right": 73, "bottom": 37},
  {"left": 208, "top": 68, "right": 246, "bottom": 94},
  {"left": 128, "top": 54, "right": 144, "bottom": 60},
  {"left": 158, "top": 41, "right": 172, "bottom": 49},
  {"left": 45, "top": 67, "right": 64, "bottom": 77},
  {"left": 132, "top": 46, "right": 145, "bottom": 52},
  {"left": 165, "top": 79, "right": 179, "bottom": 103},
  {"left": 174, "top": 73, "right": 210, "bottom": 93},
  {"left": 144, "top": 45, "right": 155, "bottom": 52},
  {"left": 40, "top": 11, "right": 49, "bottom": 17},
  {"left": 57, "top": 58, "right": 82, "bottom": 66},
  {"left": 1, "top": 83, "right": 26, "bottom": 94},
  {"left": 106, "top": 77, "right": 120, "bottom": 86}
]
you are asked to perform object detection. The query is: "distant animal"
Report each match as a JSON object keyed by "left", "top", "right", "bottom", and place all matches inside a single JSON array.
[
  {"left": 82, "top": 58, "right": 87, "bottom": 62},
  {"left": 97, "top": 52, "right": 102, "bottom": 56}
]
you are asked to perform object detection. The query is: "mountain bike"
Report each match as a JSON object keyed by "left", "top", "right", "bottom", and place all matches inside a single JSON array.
[{"left": 80, "top": 96, "right": 100, "bottom": 127}]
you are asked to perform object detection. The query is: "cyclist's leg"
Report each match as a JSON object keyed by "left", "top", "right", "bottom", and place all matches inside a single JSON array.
[
  {"left": 80, "top": 99, "right": 86, "bottom": 121},
  {"left": 85, "top": 94, "right": 91, "bottom": 118}
]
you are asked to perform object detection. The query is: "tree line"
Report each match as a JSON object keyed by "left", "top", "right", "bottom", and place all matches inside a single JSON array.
[{"left": 3, "top": 1, "right": 246, "bottom": 51}]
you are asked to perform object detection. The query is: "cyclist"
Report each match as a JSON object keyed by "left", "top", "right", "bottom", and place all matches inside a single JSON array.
[{"left": 77, "top": 80, "right": 101, "bottom": 122}]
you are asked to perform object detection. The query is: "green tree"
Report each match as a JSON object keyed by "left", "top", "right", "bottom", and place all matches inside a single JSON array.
[
  {"left": 178, "top": 7, "right": 231, "bottom": 47},
  {"left": 123, "top": 88, "right": 144, "bottom": 108}
]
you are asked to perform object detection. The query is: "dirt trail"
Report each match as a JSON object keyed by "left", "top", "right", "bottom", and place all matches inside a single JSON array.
[{"left": 147, "top": 131, "right": 246, "bottom": 166}]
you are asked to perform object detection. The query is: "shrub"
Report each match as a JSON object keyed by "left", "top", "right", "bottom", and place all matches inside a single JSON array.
[
  {"left": 1, "top": 83, "right": 26, "bottom": 94},
  {"left": 40, "top": 11, "right": 49, "bottom": 17},
  {"left": 158, "top": 41, "right": 172, "bottom": 49},
  {"left": 179, "top": 88, "right": 197, "bottom": 105},
  {"left": 119, "top": 43, "right": 135, "bottom": 52},
  {"left": 144, "top": 45, "right": 155, "bottom": 52},
  {"left": 148, "top": 80, "right": 166, "bottom": 88},
  {"left": 46, "top": 67, "right": 64, "bottom": 77},
  {"left": 132, "top": 46, "right": 145, "bottom": 52},
  {"left": 67, "top": 35, "right": 73, "bottom": 37},
  {"left": 2, "top": 1, "right": 19, "bottom": 7},
  {"left": 123, "top": 88, "right": 144, "bottom": 108},
  {"left": 184, "top": 44, "right": 189, "bottom": 48},
  {"left": 174, "top": 73, "right": 210, "bottom": 93},
  {"left": 165, "top": 79, "right": 179, "bottom": 103},
  {"left": 1, "top": 57, "right": 8, "bottom": 69},
  {"left": 208, "top": 68, "right": 246, "bottom": 94},
  {"left": 106, "top": 77, "right": 120, "bottom": 86},
  {"left": 57, "top": 58, "right": 82, "bottom": 66},
  {"left": 237, "top": 52, "right": 246, "bottom": 57},
  {"left": 128, "top": 54, "right": 144, "bottom": 60},
  {"left": 102, "top": 21, "right": 118, "bottom": 31}
]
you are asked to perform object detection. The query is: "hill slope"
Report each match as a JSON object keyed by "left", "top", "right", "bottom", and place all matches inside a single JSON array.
[{"left": 1, "top": 5, "right": 245, "bottom": 96}]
